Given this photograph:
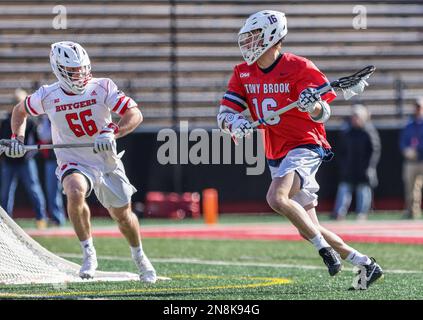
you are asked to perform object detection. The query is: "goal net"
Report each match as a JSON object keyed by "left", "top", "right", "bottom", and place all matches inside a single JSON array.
[{"left": 0, "top": 206, "right": 138, "bottom": 285}]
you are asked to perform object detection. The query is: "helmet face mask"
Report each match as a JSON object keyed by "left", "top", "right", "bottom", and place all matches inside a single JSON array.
[
  {"left": 238, "top": 10, "right": 288, "bottom": 65},
  {"left": 57, "top": 64, "right": 92, "bottom": 94},
  {"left": 50, "top": 41, "right": 92, "bottom": 94},
  {"left": 238, "top": 29, "right": 266, "bottom": 65}
]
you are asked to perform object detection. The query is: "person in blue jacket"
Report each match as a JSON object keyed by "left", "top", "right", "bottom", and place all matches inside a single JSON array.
[{"left": 399, "top": 98, "right": 423, "bottom": 219}]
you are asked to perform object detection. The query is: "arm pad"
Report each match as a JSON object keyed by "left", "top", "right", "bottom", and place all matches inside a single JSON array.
[{"left": 310, "top": 100, "right": 331, "bottom": 123}]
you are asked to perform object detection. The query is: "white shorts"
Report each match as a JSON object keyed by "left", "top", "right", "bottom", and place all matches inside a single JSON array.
[
  {"left": 56, "top": 160, "right": 137, "bottom": 209},
  {"left": 268, "top": 148, "right": 322, "bottom": 208}
]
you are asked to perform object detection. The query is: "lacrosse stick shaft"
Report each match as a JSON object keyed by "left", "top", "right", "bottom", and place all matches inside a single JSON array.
[
  {"left": 250, "top": 85, "right": 332, "bottom": 129},
  {"left": 250, "top": 65, "right": 375, "bottom": 129},
  {"left": 24, "top": 143, "right": 94, "bottom": 151}
]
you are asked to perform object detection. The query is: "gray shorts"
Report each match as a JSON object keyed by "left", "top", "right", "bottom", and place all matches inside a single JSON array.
[
  {"left": 268, "top": 148, "right": 322, "bottom": 208},
  {"left": 57, "top": 160, "right": 137, "bottom": 209}
]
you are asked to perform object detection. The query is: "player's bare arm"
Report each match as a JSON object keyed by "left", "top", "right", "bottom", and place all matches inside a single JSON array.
[
  {"left": 4, "top": 100, "right": 29, "bottom": 158},
  {"left": 10, "top": 100, "right": 28, "bottom": 141},
  {"left": 93, "top": 106, "right": 142, "bottom": 153},
  {"left": 115, "top": 107, "right": 143, "bottom": 139}
]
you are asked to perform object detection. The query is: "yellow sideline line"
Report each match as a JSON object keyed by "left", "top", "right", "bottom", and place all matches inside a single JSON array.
[{"left": 0, "top": 274, "right": 291, "bottom": 299}]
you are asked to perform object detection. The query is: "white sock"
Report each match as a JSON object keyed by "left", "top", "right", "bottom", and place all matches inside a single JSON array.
[
  {"left": 345, "top": 250, "right": 371, "bottom": 266},
  {"left": 309, "top": 233, "right": 330, "bottom": 251},
  {"left": 130, "top": 245, "right": 144, "bottom": 259},
  {"left": 80, "top": 238, "right": 96, "bottom": 257}
]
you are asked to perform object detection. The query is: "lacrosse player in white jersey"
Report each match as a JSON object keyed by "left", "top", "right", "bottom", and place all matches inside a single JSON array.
[{"left": 4, "top": 41, "right": 157, "bottom": 283}]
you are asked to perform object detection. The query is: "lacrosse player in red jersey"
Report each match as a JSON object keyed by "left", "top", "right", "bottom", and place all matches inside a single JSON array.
[
  {"left": 4, "top": 41, "right": 156, "bottom": 283},
  {"left": 217, "top": 10, "right": 383, "bottom": 289}
]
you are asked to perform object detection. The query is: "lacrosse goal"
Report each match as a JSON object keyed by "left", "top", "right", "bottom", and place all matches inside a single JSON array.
[{"left": 0, "top": 206, "right": 138, "bottom": 285}]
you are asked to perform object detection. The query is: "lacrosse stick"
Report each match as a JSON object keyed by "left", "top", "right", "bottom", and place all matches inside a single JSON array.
[
  {"left": 0, "top": 139, "right": 94, "bottom": 153},
  {"left": 23, "top": 142, "right": 94, "bottom": 151},
  {"left": 251, "top": 65, "right": 376, "bottom": 129}
]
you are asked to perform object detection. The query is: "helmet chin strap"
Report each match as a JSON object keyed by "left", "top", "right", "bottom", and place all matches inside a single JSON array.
[
  {"left": 59, "top": 83, "right": 84, "bottom": 95},
  {"left": 60, "top": 75, "right": 91, "bottom": 95},
  {"left": 276, "top": 47, "right": 283, "bottom": 55}
]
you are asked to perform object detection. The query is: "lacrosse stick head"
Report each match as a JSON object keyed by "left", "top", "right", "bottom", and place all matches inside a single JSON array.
[{"left": 331, "top": 65, "right": 376, "bottom": 100}]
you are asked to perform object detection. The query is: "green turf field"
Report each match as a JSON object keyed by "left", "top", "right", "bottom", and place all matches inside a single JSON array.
[
  {"left": 12, "top": 211, "right": 407, "bottom": 229},
  {"left": 1, "top": 213, "right": 423, "bottom": 300}
]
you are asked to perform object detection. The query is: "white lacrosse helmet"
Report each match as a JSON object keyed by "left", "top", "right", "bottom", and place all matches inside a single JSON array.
[
  {"left": 50, "top": 41, "right": 92, "bottom": 94},
  {"left": 238, "top": 10, "right": 288, "bottom": 65}
]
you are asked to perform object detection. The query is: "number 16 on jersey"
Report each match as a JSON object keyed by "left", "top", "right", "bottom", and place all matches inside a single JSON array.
[{"left": 252, "top": 97, "right": 281, "bottom": 126}]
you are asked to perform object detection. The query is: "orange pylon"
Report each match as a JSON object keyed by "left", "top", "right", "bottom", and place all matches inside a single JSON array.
[{"left": 202, "top": 188, "right": 219, "bottom": 224}]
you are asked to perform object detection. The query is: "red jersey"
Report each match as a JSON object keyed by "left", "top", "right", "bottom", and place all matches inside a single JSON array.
[{"left": 220, "top": 52, "right": 336, "bottom": 160}]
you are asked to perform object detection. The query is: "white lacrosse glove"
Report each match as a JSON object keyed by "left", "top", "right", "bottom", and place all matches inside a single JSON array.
[
  {"left": 5, "top": 136, "right": 26, "bottom": 158},
  {"left": 93, "top": 123, "right": 119, "bottom": 154},
  {"left": 297, "top": 87, "right": 322, "bottom": 113},
  {"left": 226, "top": 113, "right": 253, "bottom": 139}
]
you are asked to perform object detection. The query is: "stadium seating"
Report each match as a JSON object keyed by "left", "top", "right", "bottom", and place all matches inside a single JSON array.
[{"left": 0, "top": 0, "right": 422, "bottom": 128}]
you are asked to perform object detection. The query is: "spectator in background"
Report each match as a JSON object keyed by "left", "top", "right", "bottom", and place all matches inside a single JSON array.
[
  {"left": 399, "top": 98, "right": 423, "bottom": 219},
  {"left": 332, "top": 104, "right": 381, "bottom": 221},
  {"left": 37, "top": 115, "right": 66, "bottom": 226},
  {"left": 0, "top": 89, "right": 48, "bottom": 229}
]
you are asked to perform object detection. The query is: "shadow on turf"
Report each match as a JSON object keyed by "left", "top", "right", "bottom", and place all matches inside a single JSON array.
[{"left": 3, "top": 287, "right": 354, "bottom": 300}]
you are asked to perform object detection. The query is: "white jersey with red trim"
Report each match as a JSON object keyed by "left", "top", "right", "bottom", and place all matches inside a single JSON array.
[{"left": 24, "top": 77, "right": 137, "bottom": 169}]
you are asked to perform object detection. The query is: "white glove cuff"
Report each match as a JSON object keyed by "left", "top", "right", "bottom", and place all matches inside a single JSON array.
[
  {"left": 100, "top": 123, "right": 119, "bottom": 135},
  {"left": 217, "top": 112, "right": 242, "bottom": 134},
  {"left": 217, "top": 112, "right": 231, "bottom": 132}
]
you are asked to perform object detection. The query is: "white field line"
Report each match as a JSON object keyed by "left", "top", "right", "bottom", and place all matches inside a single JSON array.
[{"left": 58, "top": 253, "right": 423, "bottom": 275}]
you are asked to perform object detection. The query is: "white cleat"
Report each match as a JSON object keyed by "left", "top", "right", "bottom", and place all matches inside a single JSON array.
[
  {"left": 79, "top": 248, "right": 98, "bottom": 279},
  {"left": 134, "top": 255, "right": 157, "bottom": 284}
]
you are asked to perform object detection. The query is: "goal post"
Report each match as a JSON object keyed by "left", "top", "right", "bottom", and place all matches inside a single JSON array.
[{"left": 0, "top": 206, "right": 139, "bottom": 285}]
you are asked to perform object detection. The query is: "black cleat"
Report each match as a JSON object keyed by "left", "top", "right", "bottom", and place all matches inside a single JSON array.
[
  {"left": 319, "top": 247, "right": 342, "bottom": 276},
  {"left": 349, "top": 257, "right": 384, "bottom": 290}
]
